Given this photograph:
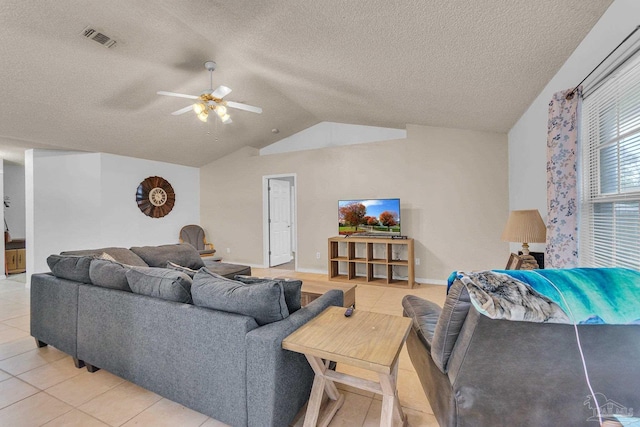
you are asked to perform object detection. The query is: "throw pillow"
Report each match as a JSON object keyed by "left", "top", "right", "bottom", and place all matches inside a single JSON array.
[
  {"left": 98, "top": 252, "right": 117, "bottom": 262},
  {"left": 47, "top": 254, "right": 94, "bottom": 283},
  {"left": 89, "top": 259, "right": 131, "bottom": 292},
  {"left": 126, "top": 267, "right": 193, "bottom": 304},
  {"left": 130, "top": 243, "right": 205, "bottom": 270},
  {"left": 192, "top": 268, "right": 289, "bottom": 326},
  {"left": 166, "top": 261, "right": 198, "bottom": 278},
  {"left": 234, "top": 275, "right": 302, "bottom": 313},
  {"left": 61, "top": 247, "right": 148, "bottom": 267}
]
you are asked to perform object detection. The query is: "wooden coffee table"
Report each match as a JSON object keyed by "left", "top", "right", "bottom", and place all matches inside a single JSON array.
[
  {"left": 301, "top": 281, "right": 356, "bottom": 308},
  {"left": 283, "top": 306, "right": 412, "bottom": 427}
]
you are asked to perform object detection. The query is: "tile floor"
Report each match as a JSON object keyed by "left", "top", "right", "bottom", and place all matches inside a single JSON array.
[{"left": 0, "top": 269, "right": 446, "bottom": 426}]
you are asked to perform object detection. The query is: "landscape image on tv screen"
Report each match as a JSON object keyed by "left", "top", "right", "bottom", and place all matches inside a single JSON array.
[{"left": 338, "top": 198, "right": 400, "bottom": 236}]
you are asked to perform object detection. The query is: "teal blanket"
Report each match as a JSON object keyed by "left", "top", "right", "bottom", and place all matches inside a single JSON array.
[{"left": 448, "top": 268, "right": 640, "bottom": 325}]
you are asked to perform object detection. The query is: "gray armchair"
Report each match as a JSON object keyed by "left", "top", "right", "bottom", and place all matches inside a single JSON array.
[
  {"left": 402, "top": 275, "right": 640, "bottom": 427},
  {"left": 179, "top": 225, "right": 219, "bottom": 259}
]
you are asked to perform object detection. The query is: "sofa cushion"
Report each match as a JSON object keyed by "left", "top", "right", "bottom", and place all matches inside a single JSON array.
[
  {"left": 47, "top": 255, "right": 94, "bottom": 283},
  {"left": 234, "top": 275, "right": 302, "bottom": 313},
  {"left": 90, "top": 259, "right": 132, "bottom": 292},
  {"left": 192, "top": 268, "right": 289, "bottom": 325},
  {"left": 126, "top": 267, "right": 193, "bottom": 303},
  {"left": 130, "top": 244, "right": 205, "bottom": 270},
  {"left": 61, "top": 247, "right": 148, "bottom": 267},
  {"left": 166, "top": 261, "right": 199, "bottom": 278}
]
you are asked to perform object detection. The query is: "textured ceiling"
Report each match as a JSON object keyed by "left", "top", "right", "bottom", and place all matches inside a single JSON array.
[{"left": 0, "top": 0, "right": 612, "bottom": 166}]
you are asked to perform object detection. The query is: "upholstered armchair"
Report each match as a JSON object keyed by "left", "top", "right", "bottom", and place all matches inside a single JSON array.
[
  {"left": 402, "top": 269, "right": 640, "bottom": 427},
  {"left": 179, "top": 225, "right": 218, "bottom": 258}
]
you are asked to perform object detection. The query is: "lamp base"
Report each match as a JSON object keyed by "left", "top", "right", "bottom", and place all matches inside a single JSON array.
[{"left": 519, "top": 254, "right": 539, "bottom": 270}]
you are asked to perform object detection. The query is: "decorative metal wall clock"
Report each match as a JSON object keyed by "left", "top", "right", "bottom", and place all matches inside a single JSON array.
[{"left": 136, "top": 176, "right": 175, "bottom": 218}]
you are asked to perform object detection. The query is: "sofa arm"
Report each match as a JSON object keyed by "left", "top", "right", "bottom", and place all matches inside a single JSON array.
[
  {"left": 402, "top": 295, "right": 442, "bottom": 351},
  {"left": 245, "top": 289, "right": 343, "bottom": 427},
  {"left": 31, "top": 273, "right": 80, "bottom": 358}
]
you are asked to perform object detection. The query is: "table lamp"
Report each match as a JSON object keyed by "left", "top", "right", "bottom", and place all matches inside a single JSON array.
[
  {"left": 501, "top": 209, "right": 547, "bottom": 269},
  {"left": 501, "top": 209, "right": 546, "bottom": 255}
]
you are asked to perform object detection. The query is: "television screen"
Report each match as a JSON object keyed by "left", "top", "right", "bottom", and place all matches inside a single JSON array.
[{"left": 338, "top": 198, "right": 401, "bottom": 236}]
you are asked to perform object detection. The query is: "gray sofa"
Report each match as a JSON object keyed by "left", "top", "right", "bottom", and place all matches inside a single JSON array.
[
  {"left": 402, "top": 269, "right": 640, "bottom": 427},
  {"left": 31, "top": 244, "right": 343, "bottom": 427}
]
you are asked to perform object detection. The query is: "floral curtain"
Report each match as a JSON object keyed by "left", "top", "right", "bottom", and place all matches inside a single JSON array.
[{"left": 546, "top": 88, "right": 580, "bottom": 268}]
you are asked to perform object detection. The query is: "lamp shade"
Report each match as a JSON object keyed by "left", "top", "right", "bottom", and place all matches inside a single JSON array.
[{"left": 501, "top": 209, "right": 546, "bottom": 243}]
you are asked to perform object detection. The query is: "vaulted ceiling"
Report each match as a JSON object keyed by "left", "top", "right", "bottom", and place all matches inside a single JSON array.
[{"left": 0, "top": 0, "right": 612, "bottom": 166}]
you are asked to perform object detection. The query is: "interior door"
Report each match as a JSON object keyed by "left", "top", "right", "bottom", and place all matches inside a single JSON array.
[{"left": 269, "top": 179, "right": 293, "bottom": 266}]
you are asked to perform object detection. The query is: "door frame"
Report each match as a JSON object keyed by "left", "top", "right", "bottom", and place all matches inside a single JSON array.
[{"left": 262, "top": 173, "right": 297, "bottom": 269}]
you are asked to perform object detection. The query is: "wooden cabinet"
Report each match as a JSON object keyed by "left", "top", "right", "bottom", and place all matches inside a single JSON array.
[
  {"left": 328, "top": 236, "right": 415, "bottom": 288},
  {"left": 5, "top": 247, "right": 26, "bottom": 274}
]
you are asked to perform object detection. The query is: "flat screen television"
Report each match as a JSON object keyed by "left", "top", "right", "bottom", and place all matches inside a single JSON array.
[{"left": 338, "top": 198, "right": 401, "bottom": 236}]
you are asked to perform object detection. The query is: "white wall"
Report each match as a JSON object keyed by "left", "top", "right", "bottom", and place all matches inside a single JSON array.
[
  {"left": 260, "top": 122, "right": 407, "bottom": 156},
  {"left": 4, "top": 163, "right": 26, "bottom": 240},
  {"left": 201, "top": 124, "right": 509, "bottom": 283},
  {"left": 507, "top": 0, "right": 639, "bottom": 253},
  {"left": 26, "top": 150, "right": 200, "bottom": 283}
]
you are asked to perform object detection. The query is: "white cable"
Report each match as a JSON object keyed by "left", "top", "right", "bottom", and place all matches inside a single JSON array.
[{"left": 531, "top": 271, "right": 603, "bottom": 426}]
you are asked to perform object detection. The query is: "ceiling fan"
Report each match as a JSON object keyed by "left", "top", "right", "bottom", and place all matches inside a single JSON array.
[{"left": 157, "top": 61, "right": 262, "bottom": 124}]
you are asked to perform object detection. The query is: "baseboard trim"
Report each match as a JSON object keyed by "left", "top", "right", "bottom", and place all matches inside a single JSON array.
[
  {"left": 415, "top": 277, "right": 447, "bottom": 286},
  {"left": 295, "top": 267, "right": 326, "bottom": 274}
]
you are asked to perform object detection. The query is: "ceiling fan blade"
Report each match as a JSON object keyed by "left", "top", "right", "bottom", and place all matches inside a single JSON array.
[
  {"left": 211, "top": 85, "right": 232, "bottom": 99},
  {"left": 171, "top": 105, "right": 194, "bottom": 116},
  {"left": 157, "top": 91, "right": 199, "bottom": 100},
  {"left": 226, "top": 101, "right": 262, "bottom": 114}
]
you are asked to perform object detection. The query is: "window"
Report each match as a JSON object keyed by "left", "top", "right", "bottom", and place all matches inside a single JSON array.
[{"left": 580, "top": 54, "right": 640, "bottom": 269}]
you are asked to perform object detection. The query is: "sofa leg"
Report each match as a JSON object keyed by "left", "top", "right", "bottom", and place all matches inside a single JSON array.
[
  {"left": 86, "top": 363, "right": 100, "bottom": 373},
  {"left": 73, "top": 358, "right": 85, "bottom": 369},
  {"left": 35, "top": 339, "right": 47, "bottom": 348}
]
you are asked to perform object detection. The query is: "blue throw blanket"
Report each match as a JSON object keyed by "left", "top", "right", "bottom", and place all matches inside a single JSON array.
[{"left": 448, "top": 268, "right": 640, "bottom": 325}]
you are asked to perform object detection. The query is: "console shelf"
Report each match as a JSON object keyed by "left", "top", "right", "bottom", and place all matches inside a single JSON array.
[{"left": 328, "top": 236, "right": 415, "bottom": 288}]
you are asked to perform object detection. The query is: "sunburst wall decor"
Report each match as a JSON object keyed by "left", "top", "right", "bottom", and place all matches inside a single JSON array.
[{"left": 136, "top": 176, "right": 175, "bottom": 218}]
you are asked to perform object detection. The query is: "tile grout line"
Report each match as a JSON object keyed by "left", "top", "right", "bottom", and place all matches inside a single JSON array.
[
  {"left": 0, "top": 375, "right": 40, "bottom": 411},
  {"left": 36, "top": 390, "right": 77, "bottom": 426}
]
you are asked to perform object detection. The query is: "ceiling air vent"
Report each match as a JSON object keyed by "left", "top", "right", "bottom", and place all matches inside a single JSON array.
[{"left": 80, "top": 26, "right": 117, "bottom": 48}]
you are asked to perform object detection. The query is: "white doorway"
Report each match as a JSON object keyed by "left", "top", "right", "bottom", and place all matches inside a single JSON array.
[{"left": 262, "top": 174, "right": 297, "bottom": 268}]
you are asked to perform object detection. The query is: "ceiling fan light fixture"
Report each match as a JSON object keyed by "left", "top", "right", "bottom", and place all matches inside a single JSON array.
[
  {"left": 216, "top": 105, "right": 227, "bottom": 116},
  {"left": 158, "top": 60, "right": 261, "bottom": 124},
  {"left": 197, "top": 110, "right": 208, "bottom": 122},
  {"left": 193, "top": 102, "right": 206, "bottom": 115}
]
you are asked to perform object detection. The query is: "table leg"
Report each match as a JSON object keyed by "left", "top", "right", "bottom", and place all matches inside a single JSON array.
[
  {"left": 378, "top": 361, "right": 406, "bottom": 427},
  {"left": 304, "top": 355, "right": 344, "bottom": 427},
  {"left": 304, "top": 372, "right": 327, "bottom": 427}
]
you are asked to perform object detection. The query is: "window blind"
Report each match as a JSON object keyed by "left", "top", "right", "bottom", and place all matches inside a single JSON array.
[{"left": 580, "top": 53, "right": 640, "bottom": 270}]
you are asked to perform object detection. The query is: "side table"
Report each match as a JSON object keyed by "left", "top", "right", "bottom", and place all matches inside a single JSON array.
[{"left": 283, "top": 306, "right": 411, "bottom": 427}]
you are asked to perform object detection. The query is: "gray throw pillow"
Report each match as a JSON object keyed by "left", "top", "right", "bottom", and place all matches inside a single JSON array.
[
  {"left": 192, "top": 268, "right": 289, "bottom": 326},
  {"left": 90, "top": 259, "right": 132, "bottom": 292},
  {"left": 47, "top": 255, "right": 94, "bottom": 283},
  {"left": 234, "top": 275, "right": 302, "bottom": 313},
  {"left": 61, "top": 247, "right": 148, "bottom": 267},
  {"left": 166, "top": 261, "right": 198, "bottom": 278},
  {"left": 130, "top": 244, "right": 205, "bottom": 270},
  {"left": 126, "top": 267, "right": 193, "bottom": 303}
]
